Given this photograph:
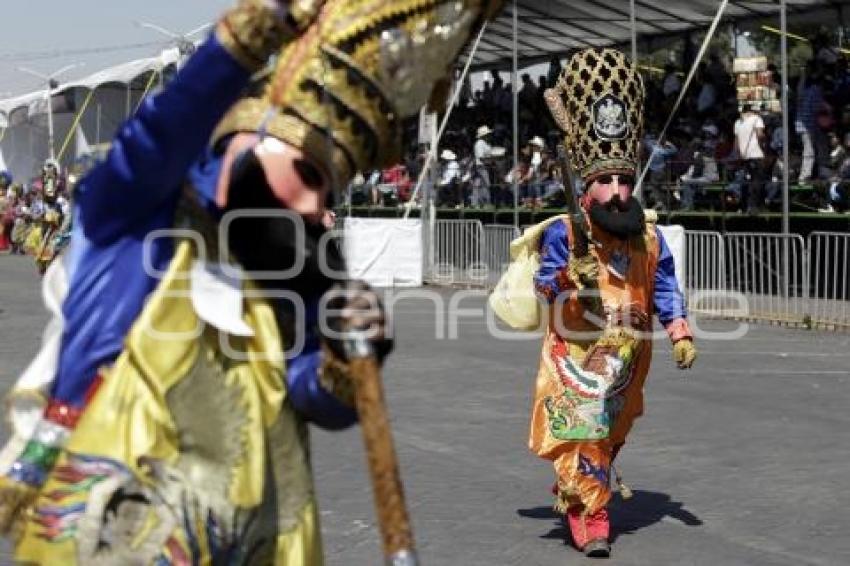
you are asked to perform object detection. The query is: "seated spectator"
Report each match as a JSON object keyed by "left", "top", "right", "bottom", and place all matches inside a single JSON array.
[
  {"left": 383, "top": 163, "right": 412, "bottom": 203},
  {"left": 827, "top": 131, "right": 846, "bottom": 177},
  {"left": 643, "top": 133, "right": 678, "bottom": 211},
  {"left": 764, "top": 158, "right": 784, "bottom": 209},
  {"left": 346, "top": 171, "right": 369, "bottom": 206},
  {"left": 723, "top": 167, "right": 748, "bottom": 212},
  {"left": 505, "top": 154, "right": 532, "bottom": 208},
  {"left": 820, "top": 133, "right": 850, "bottom": 213},
  {"left": 679, "top": 139, "right": 718, "bottom": 211},
  {"left": 539, "top": 157, "right": 564, "bottom": 202}
]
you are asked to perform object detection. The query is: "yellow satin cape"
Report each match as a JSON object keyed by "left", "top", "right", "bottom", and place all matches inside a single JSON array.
[{"left": 15, "top": 239, "right": 323, "bottom": 565}]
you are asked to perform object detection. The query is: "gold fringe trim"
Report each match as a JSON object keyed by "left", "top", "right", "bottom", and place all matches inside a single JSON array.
[{"left": 0, "top": 476, "right": 39, "bottom": 541}]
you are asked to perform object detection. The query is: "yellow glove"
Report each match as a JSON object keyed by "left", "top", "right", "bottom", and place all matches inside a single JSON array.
[{"left": 673, "top": 339, "right": 697, "bottom": 370}]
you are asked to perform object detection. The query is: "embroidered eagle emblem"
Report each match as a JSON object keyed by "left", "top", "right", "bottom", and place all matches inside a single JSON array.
[{"left": 592, "top": 94, "right": 629, "bottom": 140}]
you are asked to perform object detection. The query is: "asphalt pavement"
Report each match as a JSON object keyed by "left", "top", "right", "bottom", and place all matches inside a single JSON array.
[{"left": 2, "top": 254, "right": 849, "bottom": 565}]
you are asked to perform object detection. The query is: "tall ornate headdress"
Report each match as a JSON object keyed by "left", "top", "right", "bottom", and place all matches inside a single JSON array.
[
  {"left": 215, "top": 0, "right": 504, "bottom": 186},
  {"left": 544, "top": 48, "right": 645, "bottom": 181}
]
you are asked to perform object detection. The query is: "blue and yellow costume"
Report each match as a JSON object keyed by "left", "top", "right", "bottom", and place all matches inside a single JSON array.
[
  {"left": 0, "top": 2, "right": 352, "bottom": 563},
  {"left": 0, "top": 0, "right": 505, "bottom": 563}
]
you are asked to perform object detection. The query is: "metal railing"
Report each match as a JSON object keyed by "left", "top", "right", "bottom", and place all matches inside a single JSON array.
[
  {"left": 807, "top": 232, "right": 850, "bottom": 330},
  {"left": 415, "top": 222, "right": 849, "bottom": 330},
  {"left": 429, "top": 220, "right": 486, "bottom": 285},
  {"left": 483, "top": 225, "right": 520, "bottom": 287},
  {"left": 722, "top": 233, "right": 808, "bottom": 324},
  {"left": 684, "top": 231, "right": 726, "bottom": 315}
]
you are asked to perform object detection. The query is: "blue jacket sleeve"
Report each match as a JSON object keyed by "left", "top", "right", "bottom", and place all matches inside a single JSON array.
[
  {"left": 533, "top": 219, "right": 570, "bottom": 303},
  {"left": 75, "top": 35, "right": 253, "bottom": 245},
  {"left": 285, "top": 347, "right": 358, "bottom": 431},
  {"left": 654, "top": 228, "right": 688, "bottom": 324},
  {"left": 285, "top": 300, "right": 358, "bottom": 431}
]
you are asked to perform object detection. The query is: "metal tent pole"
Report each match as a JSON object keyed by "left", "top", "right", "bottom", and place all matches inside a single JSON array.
[
  {"left": 512, "top": 0, "right": 519, "bottom": 230},
  {"left": 630, "top": 0, "right": 637, "bottom": 69},
  {"left": 630, "top": 0, "right": 641, "bottom": 202},
  {"left": 780, "top": 0, "right": 792, "bottom": 299},
  {"left": 46, "top": 88, "right": 55, "bottom": 160},
  {"left": 780, "top": 0, "right": 790, "bottom": 237}
]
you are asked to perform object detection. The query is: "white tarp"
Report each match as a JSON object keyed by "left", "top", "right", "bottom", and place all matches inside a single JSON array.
[
  {"left": 658, "top": 224, "right": 686, "bottom": 296},
  {"left": 344, "top": 218, "right": 423, "bottom": 287}
]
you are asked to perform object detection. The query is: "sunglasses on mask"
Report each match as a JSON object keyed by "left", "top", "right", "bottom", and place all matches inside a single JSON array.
[
  {"left": 591, "top": 174, "right": 635, "bottom": 187},
  {"left": 227, "top": 133, "right": 336, "bottom": 212},
  {"left": 223, "top": 134, "right": 346, "bottom": 294}
]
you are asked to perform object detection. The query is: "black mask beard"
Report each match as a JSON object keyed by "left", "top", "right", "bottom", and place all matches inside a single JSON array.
[
  {"left": 588, "top": 195, "right": 645, "bottom": 240},
  {"left": 223, "top": 150, "right": 345, "bottom": 298}
]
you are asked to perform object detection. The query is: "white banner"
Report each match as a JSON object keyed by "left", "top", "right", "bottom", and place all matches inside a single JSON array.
[{"left": 344, "top": 218, "right": 423, "bottom": 287}]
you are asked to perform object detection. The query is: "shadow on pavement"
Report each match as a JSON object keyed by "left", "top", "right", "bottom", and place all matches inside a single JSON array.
[{"left": 517, "top": 490, "right": 702, "bottom": 543}]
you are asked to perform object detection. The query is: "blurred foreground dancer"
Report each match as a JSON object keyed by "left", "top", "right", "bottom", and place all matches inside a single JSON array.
[
  {"left": 0, "top": 0, "right": 501, "bottom": 563},
  {"left": 531, "top": 49, "right": 698, "bottom": 557}
]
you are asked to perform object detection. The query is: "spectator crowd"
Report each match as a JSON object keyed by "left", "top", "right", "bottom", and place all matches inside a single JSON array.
[{"left": 349, "top": 36, "right": 850, "bottom": 216}]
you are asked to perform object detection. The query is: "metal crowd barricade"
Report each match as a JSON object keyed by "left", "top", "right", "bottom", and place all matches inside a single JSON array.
[
  {"left": 723, "top": 233, "right": 808, "bottom": 325},
  {"left": 807, "top": 232, "right": 850, "bottom": 330},
  {"left": 483, "top": 225, "right": 520, "bottom": 287},
  {"left": 429, "top": 219, "right": 486, "bottom": 285},
  {"left": 684, "top": 231, "right": 726, "bottom": 316}
]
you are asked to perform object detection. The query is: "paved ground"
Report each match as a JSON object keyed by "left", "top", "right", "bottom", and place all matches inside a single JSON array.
[{"left": 2, "top": 253, "right": 850, "bottom": 565}]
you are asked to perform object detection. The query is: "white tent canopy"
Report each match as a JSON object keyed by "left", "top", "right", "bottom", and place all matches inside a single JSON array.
[
  {"left": 0, "top": 48, "right": 180, "bottom": 117},
  {"left": 0, "top": 48, "right": 181, "bottom": 178}
]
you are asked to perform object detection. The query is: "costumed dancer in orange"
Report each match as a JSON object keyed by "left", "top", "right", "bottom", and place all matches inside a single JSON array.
[{"left": 529, "top": 48, "right": 698, "bottom": 557}]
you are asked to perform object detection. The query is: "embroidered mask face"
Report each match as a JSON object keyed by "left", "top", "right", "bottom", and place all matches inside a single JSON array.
[{"left": 224, "top": 145, "right": 344, "bottom": 297}]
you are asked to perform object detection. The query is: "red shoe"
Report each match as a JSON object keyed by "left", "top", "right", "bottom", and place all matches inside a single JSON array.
[{"left": 566, "top": 507, "right": 610, "bottom": 556}]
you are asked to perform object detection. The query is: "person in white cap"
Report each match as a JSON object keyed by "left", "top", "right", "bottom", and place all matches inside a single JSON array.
[
  {"left": 439, "top": 149, "right": 462, "bottom": 206},
  {"left": 529, "top": 136, "right": 546, "bottom": 170},
  {"left": 526, "top": 136, "right": 547, "bottom": 207},
  {"left": 473, "top": 125, "right": 495, "bottom": 207}
]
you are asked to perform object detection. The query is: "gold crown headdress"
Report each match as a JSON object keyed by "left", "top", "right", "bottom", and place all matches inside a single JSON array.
[
  {"left": 545, "top": 48, "right": 645, "bottom": 181},
  {"left": 215, "top": 0, "right": 503, "bottom": 186}
]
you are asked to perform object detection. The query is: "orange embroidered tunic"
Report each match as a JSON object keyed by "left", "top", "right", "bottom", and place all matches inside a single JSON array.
[{"left": 529, "top": 217, "right": 683, "bottom": 515}]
